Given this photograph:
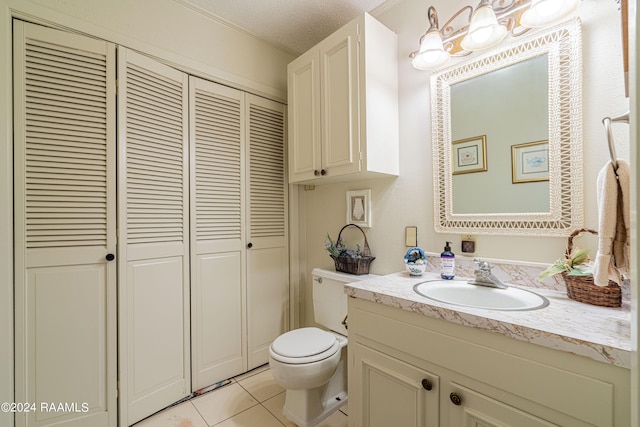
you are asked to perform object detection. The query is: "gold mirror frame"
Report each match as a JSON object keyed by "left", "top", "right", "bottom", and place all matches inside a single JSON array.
[{"left": 431, "top": 19, "right": 583, "bottom": 236}]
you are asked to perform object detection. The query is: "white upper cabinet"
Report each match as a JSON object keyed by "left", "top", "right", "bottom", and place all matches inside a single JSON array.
[{"left": 288, "top": 13, "right": 399, "bottom": 184}]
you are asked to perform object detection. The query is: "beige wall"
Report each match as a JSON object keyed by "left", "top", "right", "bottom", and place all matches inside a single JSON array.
[
  {"left": 297, "top": 0, "right": 631, "bottom": 327},
  {"left": 0, "top": 0, "right": 294, "bottom": 419},
  {"left": 11, "top": 0, "right": 294, "bottom": 100}
]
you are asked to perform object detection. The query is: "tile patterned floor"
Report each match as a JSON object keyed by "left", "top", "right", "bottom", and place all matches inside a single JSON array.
[{"left": 134, "top": 366, "right": 348, "bottom": 427}]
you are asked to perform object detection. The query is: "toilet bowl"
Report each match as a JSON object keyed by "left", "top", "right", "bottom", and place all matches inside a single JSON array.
[
  {"left": 269, "top": 328, "right": 348, "bottom": 427},
  {"left": 268, "top": 268, "right": 376, "bottom": 427}
]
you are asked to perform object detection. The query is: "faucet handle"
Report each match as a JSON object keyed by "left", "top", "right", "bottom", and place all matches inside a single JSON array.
[{"left": 473, "top": 258, "right": 491, "bottom": 270}]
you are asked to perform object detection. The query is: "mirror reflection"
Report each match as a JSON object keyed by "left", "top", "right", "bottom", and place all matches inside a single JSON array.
[{"left": 451, "top": 55, "right": 549, "bottom": 214}]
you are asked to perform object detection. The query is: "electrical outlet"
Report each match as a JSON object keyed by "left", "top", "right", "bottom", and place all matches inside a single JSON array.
[{"left": 461, "top": 234, "right": 476, "bottom": 253}]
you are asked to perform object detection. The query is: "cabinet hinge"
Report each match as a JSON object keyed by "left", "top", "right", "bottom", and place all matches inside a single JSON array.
[{"left": 359, "top": 151, "right": 363, "bottom": 161}]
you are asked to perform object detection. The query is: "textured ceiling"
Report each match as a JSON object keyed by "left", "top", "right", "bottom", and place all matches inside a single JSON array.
[{"left": 176, "top": 0, "right": 390, "bottom": 54}]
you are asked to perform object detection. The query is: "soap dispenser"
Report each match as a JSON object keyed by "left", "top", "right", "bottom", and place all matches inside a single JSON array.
[{"left": 440, "top": 241, "right": 455, "bottom": 279}]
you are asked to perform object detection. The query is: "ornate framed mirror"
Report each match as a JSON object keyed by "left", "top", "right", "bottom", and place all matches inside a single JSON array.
[{"left": 431, "top": 19, "right": 583, "bottom": 236}]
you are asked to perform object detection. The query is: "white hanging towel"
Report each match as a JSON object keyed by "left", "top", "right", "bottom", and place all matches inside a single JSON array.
[{"left": 593, "top": 159, "right": 630, "bottom": 286}]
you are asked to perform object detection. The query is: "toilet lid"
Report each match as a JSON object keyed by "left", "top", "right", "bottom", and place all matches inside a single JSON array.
[{"left": 270, "top": 327, "right": 337, "bottom": 361}]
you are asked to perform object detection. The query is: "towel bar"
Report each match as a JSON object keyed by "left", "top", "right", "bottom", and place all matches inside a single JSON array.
[{"left": 602, "top": 110, "right": 630, "bottom": 174}]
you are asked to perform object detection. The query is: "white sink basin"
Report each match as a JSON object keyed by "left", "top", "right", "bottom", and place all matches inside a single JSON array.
[{"left": 413, "top": 280, "right": 549, "bottom": 311}]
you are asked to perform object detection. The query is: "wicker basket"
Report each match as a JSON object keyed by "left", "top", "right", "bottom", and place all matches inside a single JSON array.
[
  {"left": 562, "top": 228, "right": 621, "bottom": 307},
  {"left": 330, "top": 224, "right": 375, "bottom": 275}
]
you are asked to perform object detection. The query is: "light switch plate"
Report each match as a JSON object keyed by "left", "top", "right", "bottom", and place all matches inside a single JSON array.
[{"left": 405, "top": 226, "right": 417, "bottom": 247}]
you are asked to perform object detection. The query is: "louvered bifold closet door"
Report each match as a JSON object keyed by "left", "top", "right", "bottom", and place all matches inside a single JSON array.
[
  {"left": 245, "top": 94, "right": 289, "bottom": 369},
  {"left": 189, "top": 77, "right": 246, "bottom": 390},
  {"left": 117, "top": 48, "right": 190, "bottom": 426},
  {"left": 13, "top": 21, "right": 117, "bottom": 427}
]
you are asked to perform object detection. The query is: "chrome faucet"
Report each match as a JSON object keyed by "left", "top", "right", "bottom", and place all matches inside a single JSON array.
[{"left": 468, "top": 259, "right": 507, "bottom": 289}]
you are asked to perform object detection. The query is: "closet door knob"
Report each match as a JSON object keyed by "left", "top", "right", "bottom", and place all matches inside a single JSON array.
[
  {"left": 450, "top": 392, "right": 462, "bottom": 406},
  {"left": 421, "top": 379, "right": 432, "bottom": 391},
  {"left": 314, "top": 170, "right": 320, "bottom": 176},
  {"left": 320, "top": 169, "right": 327, "bottom": 176},
  {"left": 105, "top": 253, "right": 115, "bottom": 261},
  {"left": 247, "top": 243, "right": 253, "bottom": 249}
]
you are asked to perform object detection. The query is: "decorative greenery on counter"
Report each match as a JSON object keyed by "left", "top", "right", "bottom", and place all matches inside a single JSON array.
[{"left": 539, "top": 248, "right": 593, "bottom": 281}]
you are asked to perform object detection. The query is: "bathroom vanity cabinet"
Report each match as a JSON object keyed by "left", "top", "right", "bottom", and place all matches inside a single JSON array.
[
  {"left": 287, "top": 13, "right": 399, "bottom": 184},
  {"left": 348, "top": 298, "right": 630, "bottom": 427}
]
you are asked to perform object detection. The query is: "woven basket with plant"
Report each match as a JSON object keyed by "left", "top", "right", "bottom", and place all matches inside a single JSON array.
[
  {"left": 325, "top": 224, "right": 375, "bottom": 275},
  {"left": 539, "top": 228, "right": 621, "bottom": 307}
]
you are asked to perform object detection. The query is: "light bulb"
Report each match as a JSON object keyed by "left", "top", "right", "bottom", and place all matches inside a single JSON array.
[
  {"left": 461, "top": 4, "right": 507, "bottom": 51},
  {"left": 411, "top": 28, "right": 450, "bottom": 70}
]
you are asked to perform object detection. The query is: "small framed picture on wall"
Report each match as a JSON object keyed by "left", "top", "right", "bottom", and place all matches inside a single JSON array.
[{"left": 346, "top": 189, "right": 372, "bottom": 227}]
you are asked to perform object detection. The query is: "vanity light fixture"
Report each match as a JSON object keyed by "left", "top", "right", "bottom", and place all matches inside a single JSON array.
[
  {"left": 411, "top": 6, "right": 450, "bottom": 70},
  {"left": 409, "top": 0, "right": 581, "bottom": 70}
]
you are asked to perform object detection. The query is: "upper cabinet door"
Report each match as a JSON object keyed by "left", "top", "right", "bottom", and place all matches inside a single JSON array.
[
  {"left": 13, "top": 20, "right": 117, "bottom": 427},
  {"left": 319, "top": 18, "right": 361, "bottom": 177},
  {"left": 117, "top": 48, "right": 191, "bottom": 426},
  {"left": 288, "top": 48, "right": 321, "bottom": 181}
]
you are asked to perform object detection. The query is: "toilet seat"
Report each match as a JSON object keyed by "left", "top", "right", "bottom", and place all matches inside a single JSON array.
[{"left": 270, "top": 327, "right": 340, "bottom": 364}]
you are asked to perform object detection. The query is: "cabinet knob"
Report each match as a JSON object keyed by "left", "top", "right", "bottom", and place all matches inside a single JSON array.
[
  {"left": 105, "top": 253, "right": 115, "bottom": 261},
  {"left": 314, "top": 170, "right": 320, "bottom": 176},
  {"left": 449, "top": 392, "right": 462, "bottom": 406},
  {"left": 320, "top": 169, "right": 327, "bottom": 176},
  {"left": 247, "top": 242, "right": 253, "bottom": 248},
  {"left": 421, "top": 379, "right": 432, "bottom": 391}
]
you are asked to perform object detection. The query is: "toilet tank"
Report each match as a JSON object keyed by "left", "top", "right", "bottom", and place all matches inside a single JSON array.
[{"left": 312, "top": 268, "right": 377, "bottom": 335}]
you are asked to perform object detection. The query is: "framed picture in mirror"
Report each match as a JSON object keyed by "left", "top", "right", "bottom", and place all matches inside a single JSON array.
[
  {"left": 511, "top": 140, "right": 549, "bottom": 183},
  {"left": 452, "top": 135, "right": 487, "bottom": 175}
]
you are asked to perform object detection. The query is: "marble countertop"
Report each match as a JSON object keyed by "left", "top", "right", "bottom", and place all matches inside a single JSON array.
[{"left": 345, "top": 271, "right": 632, "bottom": 369}]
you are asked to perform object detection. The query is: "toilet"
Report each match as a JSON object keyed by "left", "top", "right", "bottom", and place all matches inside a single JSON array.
[{"left": 269, "top": 268, "right": 376, "bottom": 427}]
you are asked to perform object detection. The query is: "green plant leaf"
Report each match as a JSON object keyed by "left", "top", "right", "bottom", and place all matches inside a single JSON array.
[
  {"left": 538, "top": 264, "right": 567, "bottom": 281},
  {"left": 569, "top": 248, "right": 591, "bottom": 267}
]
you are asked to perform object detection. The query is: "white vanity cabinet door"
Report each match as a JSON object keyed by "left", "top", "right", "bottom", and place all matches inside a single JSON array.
[
  {"left": 348, "top": 298, "right": 629, "bottom": 427},
  {"left": 350, "top": 343, "right": 439, "bottom": 427},
  {"left": 447, "top": 383, "right": 558, "bottom": 427}
]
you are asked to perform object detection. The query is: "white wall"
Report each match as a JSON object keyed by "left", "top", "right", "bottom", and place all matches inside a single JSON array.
[
  {"left": 630, "top": 0, "right": 638, "bottom": 423},
  {"left": 298, "top": 0, "right": 630, "bottom": 326},
  {"left": 0, "top": 0, "right": 294, "bottom": 420}
]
